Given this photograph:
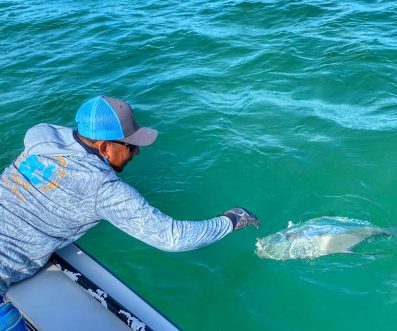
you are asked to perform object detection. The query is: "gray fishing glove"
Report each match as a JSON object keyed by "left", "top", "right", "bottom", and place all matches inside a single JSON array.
[{"left": 223, "top": 207, "right": 260, "bottom": 231}]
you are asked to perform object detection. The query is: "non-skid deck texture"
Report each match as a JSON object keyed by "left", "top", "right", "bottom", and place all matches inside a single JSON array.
[
  {"left": 6, "top": 244, "right": 179, "bottom": 331},
  {"left": 6, "top": 263, "right": 131, "bottom": 331}
]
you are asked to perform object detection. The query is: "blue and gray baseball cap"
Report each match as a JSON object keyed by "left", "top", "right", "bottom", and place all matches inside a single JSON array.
[{"left": 76, "top": 96, "right": 158, "bottom": 146}]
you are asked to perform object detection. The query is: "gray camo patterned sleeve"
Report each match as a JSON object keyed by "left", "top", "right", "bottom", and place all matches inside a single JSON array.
[{"left": 95, "top": 173, "right": 233, "bottom": 252}]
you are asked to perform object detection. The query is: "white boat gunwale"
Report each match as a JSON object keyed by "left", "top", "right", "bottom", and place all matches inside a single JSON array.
[{"left": 5, "top": 244, "right": 181, "bottom": 331}]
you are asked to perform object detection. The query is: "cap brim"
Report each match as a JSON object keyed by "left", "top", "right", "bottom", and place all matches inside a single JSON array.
[{"left": 120, "top": 127, "right": 158, "bottom": 146}]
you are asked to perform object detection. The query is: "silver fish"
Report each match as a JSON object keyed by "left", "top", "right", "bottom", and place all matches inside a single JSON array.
[{"left": 255, "top": 216, "right": 390, "bottom": 260}]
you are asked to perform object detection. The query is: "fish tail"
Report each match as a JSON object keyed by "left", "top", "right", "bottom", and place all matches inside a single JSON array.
[{"left": 384, "top": 226, "right": 397, "bottom": 236}]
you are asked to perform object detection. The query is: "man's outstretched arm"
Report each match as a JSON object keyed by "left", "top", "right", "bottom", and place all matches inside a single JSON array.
[{"left": 95, "top": 173, "right": 259, "bottom": 252}]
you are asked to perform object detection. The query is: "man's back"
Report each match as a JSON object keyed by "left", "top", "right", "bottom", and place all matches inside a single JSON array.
[{"left": 0, "top": 123, "right": 109, "bottom": 294}]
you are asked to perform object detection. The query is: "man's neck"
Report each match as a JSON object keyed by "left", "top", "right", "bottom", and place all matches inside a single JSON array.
[
  {"left": 73, "top": 131, "right": 104, "bottom": 160},
  {"left": 75, "top": 132, "right": 97, "bottom": 149}
]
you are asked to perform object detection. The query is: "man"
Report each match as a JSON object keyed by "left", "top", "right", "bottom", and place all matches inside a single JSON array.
[{"left": 0, "top": 96, "right": 259, "bottom": 328}]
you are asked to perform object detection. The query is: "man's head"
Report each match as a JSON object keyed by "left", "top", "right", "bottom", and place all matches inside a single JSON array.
[{"left": 76, "top": 96, "right": 157, "bottom": 172}]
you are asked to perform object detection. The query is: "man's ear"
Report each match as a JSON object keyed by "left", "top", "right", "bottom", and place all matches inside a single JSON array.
[{"left": 96, "top": 141, "right": 109, "bottom": 159}]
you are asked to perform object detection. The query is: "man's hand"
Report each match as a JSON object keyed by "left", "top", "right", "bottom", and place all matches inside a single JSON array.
[{"left": 223, "top": 207, "right": 260, "bottom": 231}]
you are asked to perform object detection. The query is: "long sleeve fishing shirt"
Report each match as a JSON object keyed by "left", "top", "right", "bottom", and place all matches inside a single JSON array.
[{"left": 0, "top": 123, "right": 233, "bottom": 295}]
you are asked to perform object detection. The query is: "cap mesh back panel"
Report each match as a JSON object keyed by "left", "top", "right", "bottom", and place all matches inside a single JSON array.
[
  {"left": 93, "top": 99, "right": 123, "bottom": 140},
  {"left": 76, "top": 97, "right": 124, "bottom": 140}
]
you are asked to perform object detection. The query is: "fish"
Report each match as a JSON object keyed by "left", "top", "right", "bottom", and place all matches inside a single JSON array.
[{"left": 255, "top": 216, "right": 391, "bottom": 260}]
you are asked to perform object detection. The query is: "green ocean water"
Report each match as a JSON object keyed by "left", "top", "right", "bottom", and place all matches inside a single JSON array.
[{"left": 1, "top": 0, "right": 397, "bottom": 330}]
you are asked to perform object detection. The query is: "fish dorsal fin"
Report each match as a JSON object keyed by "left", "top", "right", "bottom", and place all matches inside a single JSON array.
[{"left": 287, "top": 221, "right": 295, "bottom": 228}]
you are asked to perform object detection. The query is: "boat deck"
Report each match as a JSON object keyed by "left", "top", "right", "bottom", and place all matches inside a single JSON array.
[{"left": 5, "top": 244, "right": 179, "bottom": 331}]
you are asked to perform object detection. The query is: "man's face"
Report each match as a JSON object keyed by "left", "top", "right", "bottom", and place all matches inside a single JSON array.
[{"left": 106, "top": 142, "right": 140, "bottom": 172}]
